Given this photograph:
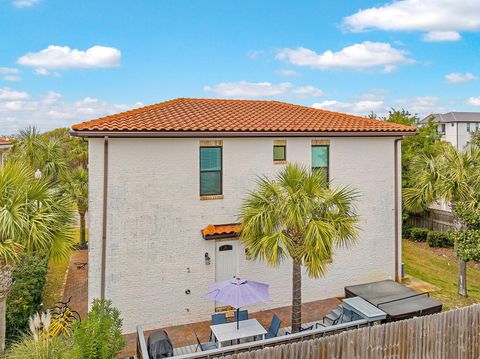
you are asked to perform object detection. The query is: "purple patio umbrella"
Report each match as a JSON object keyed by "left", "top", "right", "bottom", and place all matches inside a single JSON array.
[{"left": 206, "top": 278, "right": 270, "bottom": 329}]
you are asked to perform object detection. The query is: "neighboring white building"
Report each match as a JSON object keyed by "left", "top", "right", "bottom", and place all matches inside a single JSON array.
[
  {"left": 72, "top": 98, "right": 415, "bottom": 334},
  {"left": 0, "top": 137, "right": 12, "bottom": 167},
  {"left": 422, "top": 112, "right": 480, "bottom": 150}
]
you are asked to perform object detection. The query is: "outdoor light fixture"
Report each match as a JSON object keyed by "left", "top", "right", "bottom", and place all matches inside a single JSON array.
[
  {"left": 34, "top": 169, "right": 42, "bottom": 179},
  {"left": 204, "top": 252, "right": 211, "bottom": 265}
]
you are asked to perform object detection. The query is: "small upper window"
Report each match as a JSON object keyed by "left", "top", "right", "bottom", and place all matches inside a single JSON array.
[
  {"left": 467, "top": 123, "right": 471, "bottom": 132},
  {"left": 312, "top": 145, "right": 329, "bottom": 181},
  {"left": 273, "top": 145, "right": 286, "bottom": 162}
]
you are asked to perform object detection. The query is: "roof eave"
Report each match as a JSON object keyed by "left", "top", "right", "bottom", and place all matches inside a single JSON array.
[{"left": 70, "top": 130, "right": 417, "bottom": 138}]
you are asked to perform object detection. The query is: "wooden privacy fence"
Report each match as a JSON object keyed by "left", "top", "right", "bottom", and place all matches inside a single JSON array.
[
  {"left": 406, "top": 209, "right": 454, "bottom": 232},
  {"left": 221, "top": 304, "right": 480, "bottom": 359}
]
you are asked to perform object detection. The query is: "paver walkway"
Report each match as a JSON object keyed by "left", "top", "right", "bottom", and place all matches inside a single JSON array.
[
  {"left": 121, "top": 297, "right": 340, "bottom": 358},
  {"left": 62, "top": 249, "right": 88, "bottom": 320}
]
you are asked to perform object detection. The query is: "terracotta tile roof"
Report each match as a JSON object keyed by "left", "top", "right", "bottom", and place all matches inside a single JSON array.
[
  {"left": 0, "top": 137, "right": 11, "bottom": 145},
  {"left": 71, "top": 98, "right": 416, "bottom": 135},
  {"left": 201, "top": 223, "right": 241, "bottom": 239}
]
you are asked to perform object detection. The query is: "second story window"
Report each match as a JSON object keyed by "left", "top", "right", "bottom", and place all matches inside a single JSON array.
[
  {"left": 200, "top": 146, "right": 222, "bottom": 196},
  {"left": 273, "top": 145, "right": 286, "bottom": 162},
  {"left": 437, "top": 124, "right": 445, "bottom": 134},
  {"left": 312, "top": 145, "right": 329, "bottom": 181},
  {"left": 467, "top": 123, "right": 471, "bottom": 132}
]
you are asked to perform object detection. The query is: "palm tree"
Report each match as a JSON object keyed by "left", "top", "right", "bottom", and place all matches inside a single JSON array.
[
  {"left": 0, "top": 163, "right": 75, "bottom": 351},
  {"left": 239, "top": 163, "right": 359, "bottom": 333},
  {"left": 63, "top": 167, "right": 88, "bottom": 247},
  {"left": 404, "top": 143, "right": 480, "bottom": 296}
]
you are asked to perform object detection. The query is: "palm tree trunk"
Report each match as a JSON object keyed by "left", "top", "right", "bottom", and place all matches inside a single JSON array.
[
  {"left": 0, "top": 295, "right": 5, "bottom": 353},
  {"left": 0, "top": 265, "right": 13, "bottom": 353},
  {"left": 452, "top": 207, "right": 468, "bottom": 297},
  {"left": 291, "top": 260, "right": 302, "bottom": 333},
  {"left": 458, "top": 259, "right": 467, "bottom": 297},
  {"left": 79, "top": 212, "right": 86, "bottom": 248}
]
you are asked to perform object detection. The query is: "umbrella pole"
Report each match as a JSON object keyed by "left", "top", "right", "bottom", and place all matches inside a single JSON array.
[{"left": 236, "top": 308, "right": 240, "bottom": 330}]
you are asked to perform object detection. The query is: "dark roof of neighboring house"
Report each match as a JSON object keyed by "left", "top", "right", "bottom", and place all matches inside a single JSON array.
[
  {"left": 421, "top": 112, "right": 480, "bottom": 124},
  {"left": 0, "top": 137, "right": 12, "bottom": 146},
  {"left": 71, "top": 98, "right": 416, "bottom": 137}
]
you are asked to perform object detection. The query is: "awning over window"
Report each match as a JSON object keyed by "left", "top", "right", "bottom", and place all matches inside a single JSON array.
[{"left": 201, "top": 223, "right": 241, "bottom": 240}]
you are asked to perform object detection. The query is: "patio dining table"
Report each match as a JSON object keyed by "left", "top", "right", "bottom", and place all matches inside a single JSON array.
[{"left": 210, "top": 319, "right": 267, "bottom": 348}]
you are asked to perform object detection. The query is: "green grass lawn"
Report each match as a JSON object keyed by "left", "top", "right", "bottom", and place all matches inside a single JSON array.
[
  {"left": 403, "top": 240, "right": 480, "bottom": 310},
  {"left": 42, "top": 228, "right": 85, "bottom": 309}
]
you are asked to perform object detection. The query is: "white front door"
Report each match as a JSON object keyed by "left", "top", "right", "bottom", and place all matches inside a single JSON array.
[{"left": 215, "top": 240, "right": 238, "bottom": 307}]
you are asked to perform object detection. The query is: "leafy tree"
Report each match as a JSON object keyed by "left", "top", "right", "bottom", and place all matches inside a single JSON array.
[
  {"left": 240, "top": 163, "right": 359, "bottom": 332},
  {"left": 382, "top": 109, "right": 442, "bottom": 188},
  {"left": 0, "top": 163, "right": 75, "bottom": 351},
  {"left": 72, "top": 299, "right": 125, "bottom": 359},
  {"left": 455, "top": 204, "right": 480, "bottom": 263},
  {"left": 404, "top": 143, "right": 480, "bottom": 296},
  {"left": 6, "top": 254, "right": 48, "bottom": 343}
]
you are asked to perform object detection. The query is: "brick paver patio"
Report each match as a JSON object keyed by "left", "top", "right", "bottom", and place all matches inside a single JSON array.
[
  {"left": 121, "top": 297, "right": 340, "bottom": 358},
  {"left": 60, "top": 249, "right": 340, "bottom": 358}
]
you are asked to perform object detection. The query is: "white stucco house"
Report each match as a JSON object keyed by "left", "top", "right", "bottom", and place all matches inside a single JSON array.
[
  {"left": 422, "top": 112, "right": 480, "bottom": 150},
  {"left": 71, "top": 98, "right": 416, "bottom": 334}
]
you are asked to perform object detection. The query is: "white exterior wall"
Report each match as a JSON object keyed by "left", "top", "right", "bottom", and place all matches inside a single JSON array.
[
  {"left": 441, "top": 122, "right": 479, "bottom": 150},
  {"left": 88, "top": 136, "right": 401, "bottom": 334}
]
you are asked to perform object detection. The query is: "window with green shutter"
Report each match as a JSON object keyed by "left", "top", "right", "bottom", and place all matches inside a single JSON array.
[
  {"left": 311, "top": 145, "right": 329, "bottom": 181},
  {"left": 200, "top": 147, "right": 222, "bottom": 196},
  {"left": 273, "top": 145, "right": 286, "bottom": 161}
]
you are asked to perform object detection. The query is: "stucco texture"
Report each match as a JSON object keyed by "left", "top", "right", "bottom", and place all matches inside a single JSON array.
[{"left": 87, "top": 136, "right": 401, "bottom": 333}]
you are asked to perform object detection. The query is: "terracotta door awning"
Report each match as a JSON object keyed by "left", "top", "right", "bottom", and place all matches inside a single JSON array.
[{"left": 201, "top": 224, "right": 241, "bottom": 240}]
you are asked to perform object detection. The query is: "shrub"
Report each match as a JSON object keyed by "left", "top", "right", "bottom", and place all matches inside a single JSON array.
[
  {"left": 402, "top": 224, "right": 413, "bottom": 239},
  {"left": 72, "top": 299, "right": 125, "bottom": 359},
  {"left": 410, "top": 227, "right": 429, "bottom": 242},
  {"left": 6, "top": 312, "right": 71, "bottom": 359},
  {"left": 6, "top": 254, "right": 48, "bottom": 343},
  {"left": 427, "top": 231, "right": 454, "bottom": 248}
]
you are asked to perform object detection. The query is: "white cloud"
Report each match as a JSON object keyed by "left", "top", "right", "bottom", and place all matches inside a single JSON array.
[
  {"left": 292, "top": 86, "right": 324, "bottom": 98},
  {"left": 276, "top": 42, "right": 412, "bottom": 72},
  {"left": 0, "top": 67, "right": 20, "bottom": 74},
  {"left": 394, "top": 96, "right": 442, "bottom": 116},
  {"left": 422, "top": 31, "right": 461, "bottom": 42},
  {"left": 0, "top": 88, "right": 29, "bottom": 100},
  {"left": 0, "top": 88, "right": 142, "bottom": 133},
  {"left": 445, "top": 72, "right": 478, "bottom": 84},
  {"left": 467, "top": 97, "right": 480, "bottom": 106},
  {"left": 312, "top": 100, "right": 385, "bottom": 115},
  {"left": 277, "top": 68, "right": 298, "bottom": 77},
  {"left": 12, "top": 0, "right": 39, "bottom": 8},
  {"left": 34, "top": 68, "right": 60, "bottom": 77},
  {"left": 3, "top": 75, "right": 21, "bottom": 82},
  {"left": 203, "top": 81, "right": 324, "bottom": 99},
  {"left": 204, "top": 81, "right": 292, "bottom": 98},
  {"left": 343, "top": 0, "right": 480, "bottom": 41},
  {"left": 17, "top": 45, "right": 121, "bottom": 69}
]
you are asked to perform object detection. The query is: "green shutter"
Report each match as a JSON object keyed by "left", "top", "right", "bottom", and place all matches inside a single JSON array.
[
  {"left": 273, "top": 145, "right": 286, "bottom": 161},
  {"left": 312, "top": 146, "right": 328, "bottom": 168},
  {"left": 200, "top": 147, "right": 221, "bottom": 171},
  {"left": 200, "top": 147, "right": 222, "bottom": 195}
]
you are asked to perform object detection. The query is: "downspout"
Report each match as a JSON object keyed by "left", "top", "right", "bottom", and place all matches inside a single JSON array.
[
  {"left": 394, "top": 138, "right": 402, "bottom": 282},
  {"left": 100, "top": 136, "right": 109, "bottom": 299}
]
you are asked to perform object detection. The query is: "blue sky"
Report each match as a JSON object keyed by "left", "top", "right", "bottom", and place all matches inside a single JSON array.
[{"left": 1, "top": 0, "right": 479, "bottom": 133}]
